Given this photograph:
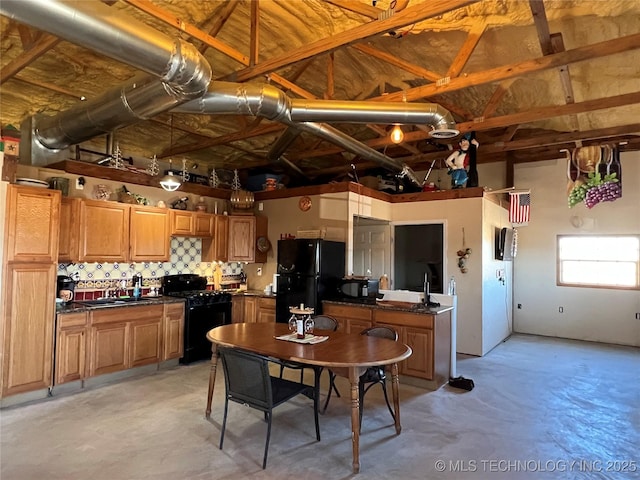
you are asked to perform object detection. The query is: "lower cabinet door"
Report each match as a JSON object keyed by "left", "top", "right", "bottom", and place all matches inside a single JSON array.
[
  {"left": 163, "top": 304, "right": 184, "bottom": 360},
  {"left": 130, "top": 319, "right": 162, "bottom": 367},
  {"left": 402, "top": 326, "right": 434, "bottom": 380},
  {"left": 56, "top": 326, "right": 87, "bottom": 384},
  {"left": 90, "top": 323, "right": 129, "bottom": 376}
]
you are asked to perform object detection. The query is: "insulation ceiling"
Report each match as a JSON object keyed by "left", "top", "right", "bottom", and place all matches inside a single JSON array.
[{"left": 1, "top": 0, "right": 639, "bottom": 187}]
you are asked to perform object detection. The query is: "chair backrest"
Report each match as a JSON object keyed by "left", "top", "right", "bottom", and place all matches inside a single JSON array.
[
  {"left": 218, "top": 347, "right": 272, "bottom": 410},
  {"left": 312, "top": 315, "right": 339, "bottom": 331},
  {"left": 360, "top": 326, "right": 398, "bottom": 341}
]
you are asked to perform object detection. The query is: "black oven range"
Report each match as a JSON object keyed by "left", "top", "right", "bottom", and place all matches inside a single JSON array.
[{"left": 162, "top": 274, "right": 231, "bottom": 364}]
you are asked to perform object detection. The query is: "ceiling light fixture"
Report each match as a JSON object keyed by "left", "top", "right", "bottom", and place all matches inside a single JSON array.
[
  {"left": 159, "top": 116, "right": 182, "bottom": 192},
  {"left": 390, "top": 124, "right": 404, "bottom": 144},
  {"left": 160, "top": 170, "right": 181, "bottom": 192}
]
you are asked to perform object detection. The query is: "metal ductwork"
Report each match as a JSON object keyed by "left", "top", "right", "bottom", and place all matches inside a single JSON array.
[
  {"left": 175, "top": 82, "right": 458, "bottom": 186},
  {"left": 3, "top": 0, "right": 456, "bottom": 186},
  {"left": 1, "top": 0, "right": 211, "bottom": 162}
]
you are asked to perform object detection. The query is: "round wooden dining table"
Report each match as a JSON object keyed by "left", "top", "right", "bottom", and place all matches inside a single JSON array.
[{"left": 206, "top": 322, "right": 412, "bottom": 474}]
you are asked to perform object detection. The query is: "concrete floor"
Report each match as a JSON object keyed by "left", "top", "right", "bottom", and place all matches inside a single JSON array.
[{"left": 1, "top": 334, "right": 639, "bottom": 480}]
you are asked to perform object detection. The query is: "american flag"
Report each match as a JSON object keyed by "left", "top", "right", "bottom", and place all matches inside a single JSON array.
[{"left": 509, "top": 192, "right": 530, "bottom": 225}]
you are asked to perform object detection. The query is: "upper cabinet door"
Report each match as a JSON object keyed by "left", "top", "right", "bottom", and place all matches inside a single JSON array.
[
  {"left": 58, "top": 197, "right": 80, "bottom": 263},
  {"left": 5, "top": 185, "right": 60, "bottom": 263},
  {"left": 228, "top": 216, "right": 256, "bottom": 263},
  {"left": 193, "top": 213, "right": 214, "bottom": 237},
  {"left": 130, "top": 205, "right": 170, "bottom": 262},
  {"left": 78, "top": 200, "right": 130, "bottom": 263},
  {"left": 170, "top": 210, "right": 194, "bottom": 236}
]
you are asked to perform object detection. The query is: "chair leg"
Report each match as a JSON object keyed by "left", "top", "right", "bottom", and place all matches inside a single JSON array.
[
  {"left": 330, "top": 372, "right": 341, "bottom": 398},
  {"left": 263, "top": 411, "right": 272, "bottom": 469},
  {"left": 279, "top": 364, "right": 285, "bottom": 379},
  {"left": 219, "top": 398, "right": 229, "bottom": 450},
  {"left": 380, "top": 379, "right": 396, "bottom": 422},
  {"left": 313, "top": 368, "right": 321, "bottom": 441}
]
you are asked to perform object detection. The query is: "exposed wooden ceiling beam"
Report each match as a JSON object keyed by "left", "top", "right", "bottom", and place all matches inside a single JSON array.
[
  {"left": 249, "top": 0, "right": 259, "bottom": 67},
  {"left": 123, "top": 0, "right": 248, "bottom": 66},
  {"left": 529, "top": 0, "right": 553, "bottom": 55},
  {"left": 446, "top": 20, "right": 487, "bottom": 78},
  {"left": 161, "top": 123, "right": 285, "bottom": 157},
  {"left": 325, "top": 52, "right": 335, "bottom": 100},
  {"left": 323, "top": 0, "right": 381, "bottom": 19},
  {"left": 481, "top": 79, "right": 517, "bottom": 118},
  {"left": 198, "top": 0, "right": 239, "bottom": 53},
  {"left": 351, "top": 43, "right": 442, "bottom": 82},
  {"left": 11, "top": 75, "right": 86, "bottom": 100},
  {"left": 229, "top": 0, "right": 480, "bottom": 82},
  {"left": 0, "top": 34, "right": 60, "bottom": 85},
  {"left": 370, "top": 33, "right": 640, "bottom": 102}
]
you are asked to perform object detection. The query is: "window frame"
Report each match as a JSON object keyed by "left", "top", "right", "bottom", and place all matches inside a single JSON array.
[{"left": 556, "top": 234, "right": 640, "bottom": 290}]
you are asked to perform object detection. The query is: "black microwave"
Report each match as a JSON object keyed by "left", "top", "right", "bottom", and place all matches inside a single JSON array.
[{"left": 337, "top": 278, "right": 379, "bottom": 299}]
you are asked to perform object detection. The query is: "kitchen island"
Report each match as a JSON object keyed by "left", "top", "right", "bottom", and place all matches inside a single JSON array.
[{"left": 323, "top": 299, "right": 452, "bottom": 389}]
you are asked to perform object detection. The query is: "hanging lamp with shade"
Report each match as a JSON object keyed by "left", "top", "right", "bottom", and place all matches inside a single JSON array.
[{"left": 159, "top": 115, "right": 182, "bottom": 192}]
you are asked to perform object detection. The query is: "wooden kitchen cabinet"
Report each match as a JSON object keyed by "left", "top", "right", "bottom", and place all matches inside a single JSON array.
[
  {"left": 130, "top": 205, "right": 170, "bottom": 262},
  {"left": 322, "top": 303, "right": 373, "bottom": 333},
  {"left": 374, "top": 309, "right": 450, "bottom": 384},
  {"left": 244, "top": 296, "right": 258, "bottom": 323},
  {"left": 58, "top": 197, "right": 80, "bottom": 263},
  {"left": 4, "top": 185, "right": 60, "bottom": 263},
  {"left": 1, "top": 263, "right": 57, "bottom": 396},
  {"left": 88, "top": 304, "right": 164, "bottom": 377},
  {"left": 202, "top": 214, "right": 228, "bottom": 262},
  {"left": 55, "top": 312, "right": 88, "bottom": 385},
  {"left": 256, "top": 297, "right": 276, "bottom": 323},
  {"left": 231, "top": 295, "right": 272, "bottom": 323},
  {"left": 228, "top": 216, "right": 256, "bottom": 262},
  {"left": 163, "top": 303, "right": 184, "bottom": 360},
  {"left": 130, "top": 318, "right": 163, "bottom": 367},
  {"left": 79, "top": 199, "right": 130, "bottom": 262},
  {"left": 170, "top": 210, "right": 214, "bottom": 237},
  {"left": 89, "top": 322, "right": 129, "bottom": 377}
]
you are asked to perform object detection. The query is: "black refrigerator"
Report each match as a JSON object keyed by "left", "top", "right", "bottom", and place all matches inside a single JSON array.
[{"left": 275, "top": 239, "right": 345, "bottom": 323}]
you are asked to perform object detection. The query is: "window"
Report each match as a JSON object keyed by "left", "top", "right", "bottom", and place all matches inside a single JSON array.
[{"left": 557, "top": 235, "right": 640, "bottom": 289}]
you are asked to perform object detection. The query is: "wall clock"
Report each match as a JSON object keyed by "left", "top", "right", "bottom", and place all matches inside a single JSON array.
[{"left": 299, "top": 196, "right": 312, "bottom": 212}]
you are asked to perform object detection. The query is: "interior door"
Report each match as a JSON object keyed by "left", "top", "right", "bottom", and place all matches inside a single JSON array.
[{"left": 353, "top": 224, "right": 391, "bottom": 280}]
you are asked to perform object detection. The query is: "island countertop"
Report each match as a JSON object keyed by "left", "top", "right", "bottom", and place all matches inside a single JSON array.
[{"left": 323, "top": 299, "right": 453, "bottom": 315}]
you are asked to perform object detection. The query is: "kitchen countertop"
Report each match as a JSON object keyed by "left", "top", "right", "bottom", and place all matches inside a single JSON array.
[
  {"left": 230, "top": 289, "right": 276, "bottom": 299},
  {"left": 323, "top": 299, "right": 453, "bottom": 315},
  {"left": 56, "top": 296, "right": 185, "bottom": 314}
]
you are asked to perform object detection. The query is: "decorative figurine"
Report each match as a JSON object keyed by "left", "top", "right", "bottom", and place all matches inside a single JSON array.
[{"left": 445, "top": 132, "right": 479, "bottom": 189}]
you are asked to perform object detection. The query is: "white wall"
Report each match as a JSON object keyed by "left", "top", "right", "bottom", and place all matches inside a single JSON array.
[{"left": 513, "top": 151, "right": 640, "bottom": 347}]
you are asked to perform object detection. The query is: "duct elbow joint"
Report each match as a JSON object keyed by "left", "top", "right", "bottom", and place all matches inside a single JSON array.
[{"left": 165, "top": 39, "right": 212, "bottom": 99}]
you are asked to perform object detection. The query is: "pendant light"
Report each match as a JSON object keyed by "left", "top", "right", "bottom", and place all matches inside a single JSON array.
[
  {"left": 390, "top": 124, "right": 404, "bottom": 144},
  {"left": 159, "top": 115, "right": 182, "bottom": 191}
]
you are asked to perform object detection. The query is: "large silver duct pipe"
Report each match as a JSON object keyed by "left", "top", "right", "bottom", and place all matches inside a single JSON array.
[
  {"left": 1, "top": 0, "right": 211, "bottom": 155},
  {"left": 176, "top": 82, "right": 456, "bottom": 186}
]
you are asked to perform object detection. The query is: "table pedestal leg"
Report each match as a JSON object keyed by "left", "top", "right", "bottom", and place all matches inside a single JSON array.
[
  {"left": 349, "top": 366, "right": 360, "bottom": 474},
  {"left": 205, "top": 343, "right": 218, "bottom": 418},
  {"left": 390, "top": 362, "right": 402, "bottom": 434}
]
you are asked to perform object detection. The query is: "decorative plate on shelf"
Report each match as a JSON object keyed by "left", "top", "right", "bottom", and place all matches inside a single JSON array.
[
  {"left": 299, "top": 196, "right": 312, "bottom": 212},
  {"left": 15, "top": 178, "right": 49, "bottom": 188}
]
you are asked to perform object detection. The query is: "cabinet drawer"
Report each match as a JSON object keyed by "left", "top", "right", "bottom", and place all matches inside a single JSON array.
[
  {"left": 91, "top": 305, "right": 164, "bottom": 324},
  {"left": 374, "top": 310, "right": 434, "bottom": 329},
  {"left": 164, "top": 302, "right": 185, "bottom": 317},
  {"left": 58, "top": 312, "right": 88, "bottom": 328},
  {"left": 323, "top": 304, "right": 372, "bottom": 321},
  {"left": 258, "top": 297, "right": 275, "bottom": 309}
]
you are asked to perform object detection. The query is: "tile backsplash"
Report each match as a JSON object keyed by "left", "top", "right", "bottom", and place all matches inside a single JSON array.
[{"left": 58, "top": 237, "right": 243, "bottom": 296}]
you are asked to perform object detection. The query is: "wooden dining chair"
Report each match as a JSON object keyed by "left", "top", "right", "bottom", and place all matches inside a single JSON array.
[
  {"left": 322, "top": 326, "right": 398, "bottom": 428},
  {"left": 218, "top": 347, "right": 320, "bottom": 469},
  {"left": 357, "top": 326, "right": 398, "bottom": 428}
]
